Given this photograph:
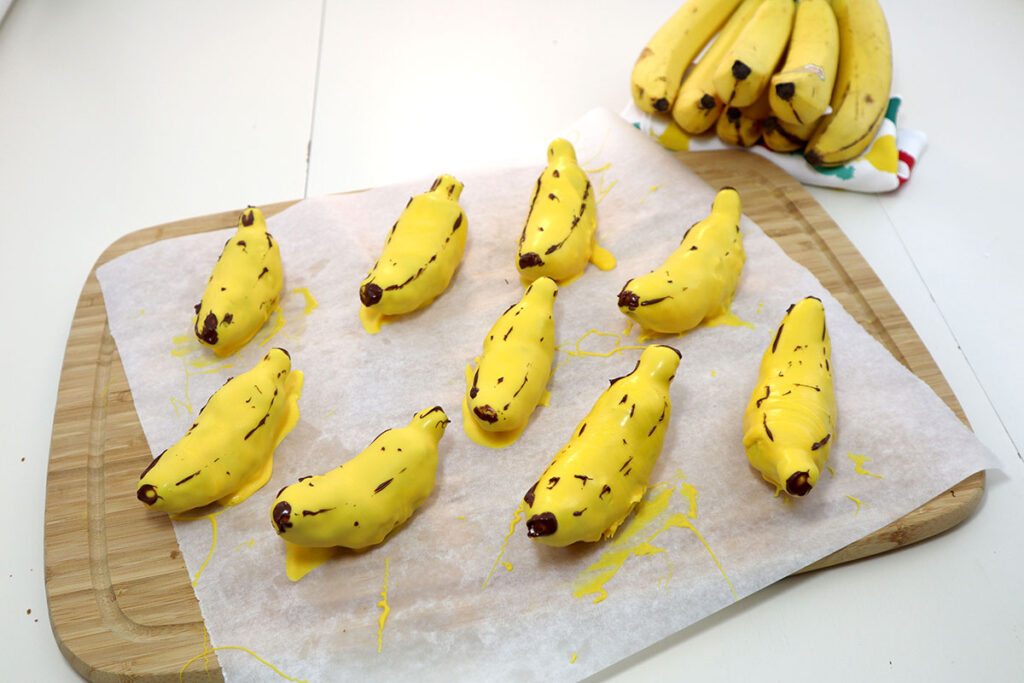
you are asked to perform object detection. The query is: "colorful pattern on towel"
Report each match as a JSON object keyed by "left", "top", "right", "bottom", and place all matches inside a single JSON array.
[{"left": 622, "top": 96, "right": 925, "bottom": 194}]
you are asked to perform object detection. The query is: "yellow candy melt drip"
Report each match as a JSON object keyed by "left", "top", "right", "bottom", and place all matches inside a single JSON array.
[
  {"left": 377, "top": 557, "right": 391, "bottom": 653},
  {"left": 572, "top": 473, "right": 735, "bottom": 604}
]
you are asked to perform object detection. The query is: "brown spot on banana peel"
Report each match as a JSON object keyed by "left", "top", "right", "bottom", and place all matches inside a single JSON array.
[
  {"left": 699, "top": 93, "right": 716, "bottom": 110},
  {"left": 805, "top": 107, "right": 888, "bottom": 167},
  {"left": 731, "top": 60, "right": 751, "bottom": 80}
]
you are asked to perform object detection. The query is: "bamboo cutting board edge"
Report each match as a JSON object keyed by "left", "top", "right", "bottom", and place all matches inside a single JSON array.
[{"left": 44, "top": 151, "right": 985, "bottom": 681}]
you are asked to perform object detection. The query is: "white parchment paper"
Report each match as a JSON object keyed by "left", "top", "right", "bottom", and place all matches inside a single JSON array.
[{"left": 96, "top": 108, "right": 995, "bottom": 682}]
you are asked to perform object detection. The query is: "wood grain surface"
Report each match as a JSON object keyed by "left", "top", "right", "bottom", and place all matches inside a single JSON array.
[{"left": 44, "top": 151, "right": 985, "bottom": 682}]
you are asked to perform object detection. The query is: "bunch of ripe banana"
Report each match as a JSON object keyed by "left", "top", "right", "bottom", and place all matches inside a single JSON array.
[{"left": 630, "top": 0, "right": 892, "bottom": 167}]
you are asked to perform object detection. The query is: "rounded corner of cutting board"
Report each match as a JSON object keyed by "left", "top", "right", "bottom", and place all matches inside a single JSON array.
[{"left": 45, "top": 151, "right": 984, "bottom": 679}]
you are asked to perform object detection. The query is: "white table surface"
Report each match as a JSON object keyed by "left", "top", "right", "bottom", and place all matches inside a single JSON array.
[{"left": 1, "top": 1, "right": 1021, "bottom": 680}]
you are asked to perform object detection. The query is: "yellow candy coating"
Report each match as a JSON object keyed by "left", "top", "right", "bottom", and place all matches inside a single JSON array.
[
  {"left": 742, "top": 297, "right": 837, "bottom": 495},
  {"left": 463, "top": 277, "right": 558, "bottom": 447},
  {"left": 271, "top": 406, "right": 449, "bottom": 550},
  {"left": 359, "top": 175, "right": 467, "bottom": 333},
  {"left": 516, "top": 139, "right": 615, "bottom": 285},
  {"left": 194, "top": 207, "right": 283, "bottom": 357},
  {"left": 617, "top": 188, "right": 744, "bottom": 334},
  {"left": 523, "top": 345, "right": 680, "bottom": 546},
  {"left": 137, "top": 348, "right": 303, "bottom": 514}
]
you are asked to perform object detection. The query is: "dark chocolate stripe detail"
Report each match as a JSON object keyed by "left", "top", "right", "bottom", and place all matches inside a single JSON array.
[
  {"left": 609, "top": 360, "right": 641, "bottom": 386},
  {"left": 140, "top": 450, "right": 166, "bottom": 479},
  {"left": 511, "top": 374, "right": 529, "bottom": 398},
  {"left": 374, "top": 478, "right": 394, "bottom": 494},
  {"left": 756, "top": 386, "right": 770, "bottom": 408},
  {"left": 175, "top": 471, "right": 200, "bottom": 486},
  {"left": 537, "top": 181, "right": 592, "bottom": 257},
  {"left": 811, "top": 433, "right": 831, "bottom": 451},
  {"left": 519, "top": 176, "right": 544, "bottom": 245},
  {"left": 524, "top": 481, "right": 538, "bottom": 506},
  {"left": 302, "top": 508, "right": 335, "bottom": 517},
  {"left": 763, "top": 414, "right": 774, "bottom": 441}
]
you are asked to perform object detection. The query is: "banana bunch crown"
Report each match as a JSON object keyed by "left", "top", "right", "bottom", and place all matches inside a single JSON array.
[
  {"left": 137, "top": 348, "right": 302, "bottom": 514},
  {"left": 271, "top": 406, "right": 449, "bottom": 551},
  {"left": 742, "top": 297, "right": 836, "bottom": 495},
  {"left": 194, "top": 207, "right": 283, "bottom": 357},
  {"left": 523, "top": 345, "right": 681, "bottom": 546},
  {"left": 465, "top": 277, "right": 557, "bottom": 441}
]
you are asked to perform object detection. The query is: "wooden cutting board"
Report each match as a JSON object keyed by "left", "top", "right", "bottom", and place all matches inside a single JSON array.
[{"left": 45, "top": 151, "right": 985, "bottom": 682}]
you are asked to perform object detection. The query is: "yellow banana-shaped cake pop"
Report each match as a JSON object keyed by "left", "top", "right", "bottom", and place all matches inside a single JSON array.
[
  {"left": 617, "top": 188, "right": 744, "bottom": 335},
  {"left": 358, "top": 175, "right": 468, "bottom": 334},
  {"left": 523, "top": 345, "right": 680, "bottom": 547},
  {"left": 137, "top": 348, "right": 303, "bottom": 514},
  {"left": 194, "top": 207, "right": 283, "bottom": 357},
  {"left": 463, "top": 277, "right": 558, "bottom": 448},
  {"left": 271, "top": 407, "right": 449, "bottom": 579},
  {"left": 742, "top": 297, "right": 836, "bottom": 496},
  {"left": 516, "top": 139, "right": 614, "bottom": 285}
]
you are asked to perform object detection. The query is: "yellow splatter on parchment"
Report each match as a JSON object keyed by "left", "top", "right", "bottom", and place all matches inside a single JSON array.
[
  {"left": 846, "top": 495, "right": 870, "bottom": 515},
  {"left": 554, "top": 328, "right": 646, "bottom": 373},
  {"left": 483, "top": 502, "right": 525, "bottom": 590},
  {"left": 179, "top": 632, "right": 308, "bottom": 683},
  {"left": 377, "top": 558, "right": 391, "bottom": 653},
  {"left": 169, "top": 510, "right": 224, "bottom": 587},
  {"left": 639, "top": 185, "right": 661, "bottom": 204},
  {"left": 572, "top": 471, "right": 736, "bottom": 604},
  {"left": 848, "top": 453, "right": 883, "bottom": 479}
]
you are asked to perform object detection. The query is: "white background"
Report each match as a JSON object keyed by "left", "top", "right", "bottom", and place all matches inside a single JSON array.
[{"left": 1, "top": 1, "right": 1021, "bottom": 681}]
